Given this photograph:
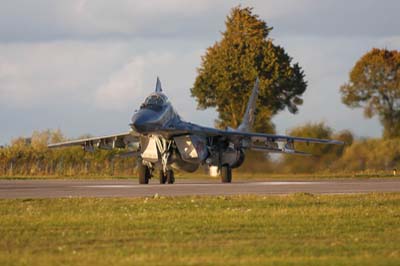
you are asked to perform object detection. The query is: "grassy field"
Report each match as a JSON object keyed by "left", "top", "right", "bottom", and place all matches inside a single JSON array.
[{"left": 0, "top": 194, "right": 399, "bottom": 266}]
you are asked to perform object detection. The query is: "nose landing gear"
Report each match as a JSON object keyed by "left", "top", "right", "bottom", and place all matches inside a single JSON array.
[
  {"left": 166, "top": 170, "right": 175, "bottom": 184},
  {"left": 159, "top": 170, "right": 167, "bottom": 184},
  {"left": 159, "top": 169, "right": 175, "bottom": 184},
  {"left": 138, "top": 137, "right": 176, "bottom": 185}
]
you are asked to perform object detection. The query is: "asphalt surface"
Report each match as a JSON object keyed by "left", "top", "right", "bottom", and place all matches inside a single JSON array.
[{"left": 0, "top": 178, "right": 400, "bottom": 199}]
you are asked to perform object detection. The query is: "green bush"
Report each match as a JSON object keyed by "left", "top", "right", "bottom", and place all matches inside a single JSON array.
[
  {"left": 280, "top": 122, "right": 352, "bottom": 173},
  {"left": 2, "top": 127, "right": 400, "bottom": 177},
  {"left": 334, "top": 138, "right": 400, "bottom": 171},
  {"left": 0, "top": 130, "right": 136, "bottom": 177}
]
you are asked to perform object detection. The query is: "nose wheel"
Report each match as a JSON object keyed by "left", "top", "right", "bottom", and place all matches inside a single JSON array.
[
  {"left": 159, "top": 170, "right": 167, "bottom": 184},
  {"left": 166, "top": 170, "right": 175, "bottom": 184}
]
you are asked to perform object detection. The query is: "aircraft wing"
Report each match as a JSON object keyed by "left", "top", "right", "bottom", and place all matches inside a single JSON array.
[
  {"left": 162, "top": 122, "right": 343, "bottom": 154},
  {"left": 222, "top": 130, "right": 343, "bottom": 145},
  {"left": 167, "top": 122, "right": 342, "bottom": 144},
  {"left": 48, "top": 131, "right": 140, "bottom": 150},
  {"left": 234, "top": 131, "right": 343, "bottom": 155}
]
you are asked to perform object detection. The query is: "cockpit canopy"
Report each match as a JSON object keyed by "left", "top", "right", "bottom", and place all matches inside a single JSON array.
[{"left": 141, "top": 93, "right": 168, "bottom": 110}]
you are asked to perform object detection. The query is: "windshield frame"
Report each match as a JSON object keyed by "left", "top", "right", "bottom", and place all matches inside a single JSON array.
[{"left": 141, "top": 93, "right": 168, "bottom": 110}]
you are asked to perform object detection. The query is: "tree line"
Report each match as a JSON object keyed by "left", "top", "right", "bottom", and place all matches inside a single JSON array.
[
  {"left": 1, "top": 6, "right": 399, "bottom": 177},
  {"left": 0, "top": 130, "right": 136, "bottom": 177},
  {"left": 1, "top": 126, "right": 400, "bottom": 177}
]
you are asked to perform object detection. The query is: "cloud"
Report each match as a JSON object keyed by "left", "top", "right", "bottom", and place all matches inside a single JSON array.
[
  {"left": 1, "top": 0, "right": 399, "bottom": 145},
  {"left": 254, "top": 0, "right": 400, "bottom": 37},
  {"left": 0, "top": 41, "right": 132, "bottom": 108},
  {"left": 95, "top": 58, "right": 145, "bottom": 110},
  {"left": 94, "top": 52, "right": 176, "bottom": 110},
  {"left": 0, "top": 40, "right": 193, "bottom": 111},
  {"left": 0, "top": 0, "right": 228, "bottom": 42},
  {"left": 1, "top": 0, "right": 398, "bottom": 43}
]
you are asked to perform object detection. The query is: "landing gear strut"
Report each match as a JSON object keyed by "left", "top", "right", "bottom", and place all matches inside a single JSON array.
[
  {"left": 154, "top": 137, "right": 174, "bottom": 184},
  {"left": 221, "top": 164, "right": 232, "bottom": 183}
]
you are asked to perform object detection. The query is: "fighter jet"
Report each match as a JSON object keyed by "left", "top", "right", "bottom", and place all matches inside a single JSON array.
[{"left": 49, "top": 77, "right": 343, "bottom": 184}]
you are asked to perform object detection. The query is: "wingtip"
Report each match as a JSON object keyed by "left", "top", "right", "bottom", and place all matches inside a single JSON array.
[
  {"left": 331, "top": 140, "right": 345, "bottom": 145},
  {"left": 254, "top": 77, "right": 260, "bottom": 91}
]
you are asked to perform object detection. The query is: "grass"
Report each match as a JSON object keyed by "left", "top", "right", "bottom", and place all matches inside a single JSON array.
[{"left": 0, "top": 194, "right": 399, "bottom": 265}]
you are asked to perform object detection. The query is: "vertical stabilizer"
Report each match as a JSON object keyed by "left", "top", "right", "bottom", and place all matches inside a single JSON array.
[
  {"left": 238, "top": 78, "right": 259, "bottom": 132},
  {"left": 155, "top": 77, "right": 162, "bottom": 93}
]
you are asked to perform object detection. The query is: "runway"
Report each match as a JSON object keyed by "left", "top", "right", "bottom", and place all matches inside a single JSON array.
[{"left": 0, "top": 178, "right": 400, "bottom": 199}]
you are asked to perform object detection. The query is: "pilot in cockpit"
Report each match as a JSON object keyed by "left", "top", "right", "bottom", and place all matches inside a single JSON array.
[{"left": 141, "top": 94, "right": 167, "bottom": 110}]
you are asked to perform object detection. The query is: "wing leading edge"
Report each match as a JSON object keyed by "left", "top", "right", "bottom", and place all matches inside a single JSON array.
[
  {"left": 161, "top": 121, "right": 343, "bottom": 155},
  {"left": 48, "top": 131, "right": 139, "bottom": 150},
  {"left": 162, "top": 122, "right": 343, "bottom": 145}
]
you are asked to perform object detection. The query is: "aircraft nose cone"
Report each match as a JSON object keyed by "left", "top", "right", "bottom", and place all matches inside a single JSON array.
[
  {"left": 131, "top": 109, "right": 159, "bottom": 132},
  {"left": 131, "top": 114, "right": 147, "bottom": 132}
]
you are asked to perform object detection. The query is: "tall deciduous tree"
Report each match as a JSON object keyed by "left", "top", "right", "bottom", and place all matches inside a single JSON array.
[
  {"left": 191, "top": 6, "right": 307, "bottom": 133},
  {"left": 341, "top": 48, "right": 400, "bottom": 139}
]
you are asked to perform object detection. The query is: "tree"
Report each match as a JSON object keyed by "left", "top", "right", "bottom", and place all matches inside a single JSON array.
[
  {"left": 336, "top": 138, "right": 400, "bottom": 171},
  {"left": 50, "top": 129, "right": 65, "bottom": 144},
  {"left": 191, "top": 6, "right": 307, "bottom": 133},
  {"left": 341, "top": 48, "right": 400, "bottom": 139},
  {"left": 31, "top": 130, "right": 51, "bottom": 151},
  {"left": 281, "top": 122, "right": 353, "bottom": 173},
  {"left": 282, "top": 122, "right": 332, "bottom": 173}
]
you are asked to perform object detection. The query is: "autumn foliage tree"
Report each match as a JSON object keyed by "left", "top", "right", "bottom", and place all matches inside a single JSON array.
[
  {"left": 191, "top": 6, "right": 307, "bottom": 133},
  {"left": 341, "top": 48, "right": 400, "bottom": 139}
]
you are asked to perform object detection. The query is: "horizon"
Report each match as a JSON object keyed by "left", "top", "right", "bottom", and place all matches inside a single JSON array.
[{"left": 1, "top": 0, "right": 399, "bottom": 145}]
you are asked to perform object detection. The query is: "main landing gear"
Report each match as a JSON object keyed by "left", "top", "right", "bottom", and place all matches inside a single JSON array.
[
  {"left": 220, "top": 164, "right": 232, "bottom": 183},
  {"left": 138, "top": 163, "right": 151, "bottom": 184}
]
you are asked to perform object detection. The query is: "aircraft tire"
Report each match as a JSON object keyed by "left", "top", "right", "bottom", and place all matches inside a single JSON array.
[
  {"left": 166, "top": 170, "right": 175, "bottom": 184},
  {"left": 221, "top": 165, "right": 232, "bottom": 183},
  {"left": 138, "top": 164, "right": 150, "bottom": 184},
  {"left": 159, "top": 170, "right": 167, "bottom": 184}
]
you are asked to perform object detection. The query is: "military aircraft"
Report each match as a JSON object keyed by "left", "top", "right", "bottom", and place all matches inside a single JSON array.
[{"left": 49, "top": 77, "right": 343, "bottom": 184}]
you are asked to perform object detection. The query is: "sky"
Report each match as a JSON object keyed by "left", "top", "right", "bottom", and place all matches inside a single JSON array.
[{"left": 0, "top": 0, "right": 399, "bottom": 145}]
